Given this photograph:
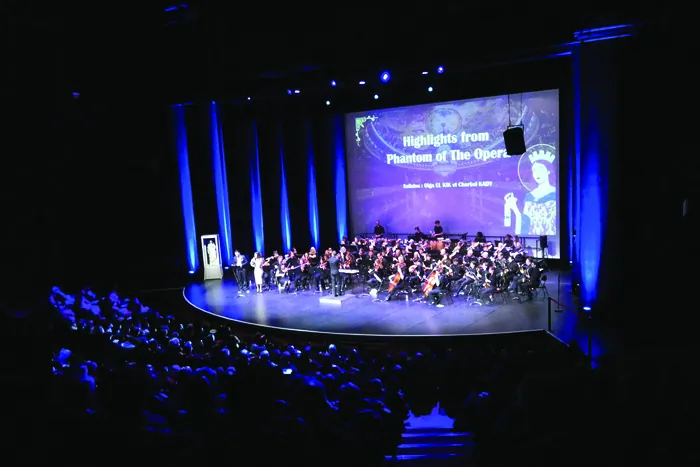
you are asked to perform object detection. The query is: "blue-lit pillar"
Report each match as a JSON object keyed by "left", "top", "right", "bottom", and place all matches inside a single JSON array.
[
  {"left": 210, "top": 102, "right": 233, "bottom": 265},
  {"left": 306, "top": 120, "right": 320, "bottom": 249},
  {"left": 278, "top": 124, "right": 292, "bottom": 252},
  {"left": 250, "top": 123, "right": 265, "bottom": 253},
  {"left": 172, "top": 104, "right": 199, "bottom": 273},
  {"left": 333, "top": 115, "right": 348, "bottom": 242},
  {"left": 572, "top": 31, "right": 629, "bottom": 311}
]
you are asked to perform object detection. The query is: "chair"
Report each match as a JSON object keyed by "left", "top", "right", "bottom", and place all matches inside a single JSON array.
[
  {"left": 492, "top": 286, "right": 509, "bottom": 304},
  {"left": 534, "top": 275, "right": 549, "bottom": 300},
  {"left": 434, "top": 289, "right": 454, "bottom": 306}
]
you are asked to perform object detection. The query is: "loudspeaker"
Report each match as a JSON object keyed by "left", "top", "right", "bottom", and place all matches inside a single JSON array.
[
  {"left": 539, "top": 235, "right": 548, "bottom": 249},
  {"left": 503, "top": 126, "right": 526, "bottom": 155}
]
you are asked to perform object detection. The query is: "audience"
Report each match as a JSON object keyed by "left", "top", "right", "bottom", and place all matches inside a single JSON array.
[{"left": 42, "top": 285, "right": 689, "bottom": 466}]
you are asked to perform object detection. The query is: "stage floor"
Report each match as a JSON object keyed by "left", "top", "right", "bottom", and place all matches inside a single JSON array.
[{"left": 183, "top": 278, "right": 557, "bottom": 337}]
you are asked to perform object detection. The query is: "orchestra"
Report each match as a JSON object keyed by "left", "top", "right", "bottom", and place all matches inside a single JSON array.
[{"left": 227, "top": 223, "right": 544, "bottom": 305}]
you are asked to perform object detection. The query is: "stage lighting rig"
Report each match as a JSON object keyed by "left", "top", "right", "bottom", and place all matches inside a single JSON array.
[{"left": 380, "top": 71, "right": 391, "bottom": 83}]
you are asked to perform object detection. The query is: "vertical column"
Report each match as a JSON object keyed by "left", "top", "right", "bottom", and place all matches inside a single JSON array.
[
  {"left": 250, "top": 122, "right": 265, "bottom": 254},
  {"left": 210, "top": 101, "right": 233, "bottom": 265},
  {"left": 172, "top": 104, "right": 199, "bottom": 272},
  {"left": 306, "top": 120, "right": 320, "bottom": 249},
  {"left": 333, "top": 115, "right": 349, "bottom": 242},
  {"left": 278, "top": 124, "right": 292, "bottom": 252}
]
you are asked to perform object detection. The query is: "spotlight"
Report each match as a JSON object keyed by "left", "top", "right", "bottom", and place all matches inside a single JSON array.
[
  {"left": 287, "top": 89, "right": 292, "bottom": 95},
  {"left": 380, "top": 71, "right": 391, "bottom": 83},
  {"left": 421, "top": 71, "right": 428, "bottom": 75},
  {"left": 374, "top": 94, "right": 379, "bottom": 100},
  {"left": 293, "top": 89, "right": 300, "bottom": 94},
  {"left": 359, "top": 80, "right": 366, "bottom": 85},
  {"left": 188, "top": 270, "right": 195, "bottom": 275},
  {"left": 428, "top": 86, "right": 433, "bottom": 92},
  {"left": 583, "top": 306, "right": 591, "bottom": 311},
  {"left": 437, "top": 65, "right": 444, "bottom": 74},
  {"left": 331, "top": 80, "right": 337, "bottom": 87},
  {"left": 247, "top": 96, "right": 251, "bottom": 101},
  {"left": 326, "top": 100, "right": 331, "bottom": 106}
]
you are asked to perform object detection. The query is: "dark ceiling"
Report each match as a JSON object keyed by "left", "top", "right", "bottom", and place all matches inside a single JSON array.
[{"left": 7, "top": 1, "right": 670, "bottom": 102}]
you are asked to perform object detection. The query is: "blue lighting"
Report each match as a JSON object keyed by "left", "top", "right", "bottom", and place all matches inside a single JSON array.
[
  {"left": 333, "top": 115, "right": 348, "bottom": 242},
  {"left": 573, "top": 24, "right": 634, "bottom": 42},
  {"left": 305, "top": 120, "right": 320, "bottom": 249},
  {"left": 428, "top": 86, "right": 433, "bottom": 92},
  {"left": 380, "top": 71, "right": 391, "bottom": 83},
  {"left": 326, "top": 100, "right": 331, "bottom": 106},
  {"left": 210, "top": 102, "right": 233, "bottom": 266},
  {"left": 250, "top": 122, "right": 265, "bottom": 254},
  {"left": 437, "top": 66, "right": 444, "bottom": 74},
  {"left": 331, "top": 80, "right": 337, "bottom": 87},
  {"left": 278, "top": 125, "right": 292, "bottom": 253},
  {"left": 359, "top": 80, "right": 366, "bottom": 85},
  {"left": 294, "top": 89, "right": 300, "bottom": 94},
  {"left": 374, "top": 94, "right": 379, "bottom": 100},
  {"left": 582, "top": 306, "right": 591, "bottom": 311},
  {"left": 572, "top": 43, "right": 611, "bottom": 310},
  {"left": 172, "top": 104, "right": 199, "bottom": 273},
  {"left": 287, "top": 89, "right": 292, "bottom": 95}
]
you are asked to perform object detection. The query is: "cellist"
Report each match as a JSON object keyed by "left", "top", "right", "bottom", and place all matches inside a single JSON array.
[{"left": 385, "top": 259, "right": 411, "bottom": 301}]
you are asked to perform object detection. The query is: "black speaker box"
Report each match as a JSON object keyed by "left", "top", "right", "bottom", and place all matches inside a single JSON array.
[{"left": 503, "top": 126, "right": 526, "bottom": 155}]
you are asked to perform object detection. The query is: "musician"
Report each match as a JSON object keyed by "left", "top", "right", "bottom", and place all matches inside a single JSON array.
[
  {"left": 233, "top": 250, "right": 249, "bottom": 292},
  {"left": 308, "top": 247, "right": 319, "bottom": 266},
  {"left": 474, "top": 231, "right": 487, "bottom": 243},
  {"left": 453, "top": 260, "right": 478, "bottom": 297},
  {"left": 503, "top": 234, "right": 514, "bottom": 249},
  {"left": 427, "top": 270, "right": 450, "bottom": 305},
  {"left": 374, "top": 221, "right": 386, "bottom": 238},
  {"left": 407, "top": 262, "right": 424, "bottom": 291},
  {"left": 480, "top": 266, "right": 500, "bottom": 304},
  {"left": 515, "top": 258, "right": 541, "bottom": 301},
  {"left": 366, "top": 255, "right": 384, "bottom": 291},
  {"left": 283, "top": 251, "right": 301, "bottom": 292},
  {"left": 312, "top": 255, "right": 329, "bottom": 291},
  {"left": 386, "top": 261, "right": 411, "bottom": 301},
  {"left": 328, "top": 251, "right": 342, "bottom": 296},
  {"left": 432, "top": 220, "right": 444, "bottom": 238},
  {"left": 411, "top": 226, "right": 427, "bottom": 241},
  {"left": 298, "top": 253, "right": 313, "bottom": 290}
]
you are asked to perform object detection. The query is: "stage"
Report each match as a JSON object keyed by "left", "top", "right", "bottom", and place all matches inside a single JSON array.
[{"left": 182, "top": 278, "right": 564, "bottom": 337}]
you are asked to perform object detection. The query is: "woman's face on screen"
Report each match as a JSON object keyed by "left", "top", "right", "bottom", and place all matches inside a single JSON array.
[{"left": 532, "top": 162, "right": 550, "bottom": 185}]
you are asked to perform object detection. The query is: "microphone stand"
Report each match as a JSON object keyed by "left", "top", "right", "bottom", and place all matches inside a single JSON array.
[{"left": 554, "top": 272, "right": 563, "bottom": 312}]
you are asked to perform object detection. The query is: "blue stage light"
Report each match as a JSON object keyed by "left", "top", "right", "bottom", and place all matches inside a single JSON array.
[
  {"left": 437, "top": 65, "right": 444, "bottom": 74},
  {"left": 210, "top": 102, "right": 233, "bottom": 266},
  {"left": 278, "top": 125, "right": 292, "bottom": 253},
  {"left": 374, "top": 94, "right": 379, "bottom": 100},
  {"left": 380, "top": 71, "right": 391, "bottom": 83},
  {"left": 287, "top": 89, "right": 292, "bottom": 95},
  {"left": 428, "top": 86, "right": 433, "bottom": 92},
  {"left": 582, "top": 306, "right": 591, "bottom": 311},
  {"left": 305, "top": 120, "right": 320, "bottom": 250},
  {"left": 421, "top": 71, "right": 428, "bottom": 75},
  {"left": 250, "top": 122, "right": 265, "bottom": 254},
  {"left": 172, "top": 104, "right": 199, "bottom": 273},
  {"left": 326, "top": 100, "right": 331, "bottom": 106},
  {"left": 294, "top": 89, "right": 300, "bottom": 94},
  {"left": 331, "top": 80, "right": 337, "bottom": 87},
  {"left": 333, "top": 115, "right": 348, "bottom": 242},
  {"left": 359, "top": 80, "right": 366, "bottom": 85}
]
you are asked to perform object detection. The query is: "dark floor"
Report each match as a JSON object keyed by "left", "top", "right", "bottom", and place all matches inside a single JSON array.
[{"left": 183, "top": 274, "right": 579, "bottom": 338}]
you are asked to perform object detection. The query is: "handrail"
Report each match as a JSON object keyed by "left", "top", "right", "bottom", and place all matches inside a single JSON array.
[
  {"left": 547, "top": 296, "right": 593, "bottom": 361},
  {"left": 358, "top": 233, "right": 542, "bottom": 246}
]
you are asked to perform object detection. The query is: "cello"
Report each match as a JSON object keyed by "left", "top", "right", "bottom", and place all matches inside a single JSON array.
[
  {"left": 422, "top": 261, "right": 443, "bottom": 296},
  {"left": 387, "top": 262, "right": 404, "bottom": 292}
]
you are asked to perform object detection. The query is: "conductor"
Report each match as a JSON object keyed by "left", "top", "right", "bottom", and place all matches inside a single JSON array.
[{"left": 328, "top": 251, "right": 342, "bottom": 297}]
